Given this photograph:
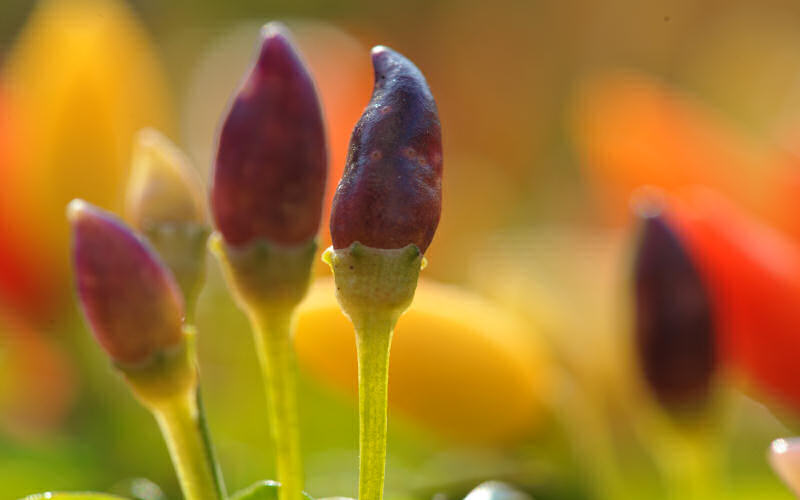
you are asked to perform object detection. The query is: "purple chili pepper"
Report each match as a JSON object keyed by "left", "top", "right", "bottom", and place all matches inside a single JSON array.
[
  {"left": 634, "top": 211, "right": 716, "bottom": 410},
  {"left": 212, "top": 23, "right": 327, "bottom": 247},
  {"left": 330, "top": 46, "right": 442, "bottom": 253},
  {"left": 69, "top": 200, "right": 185, "bottom": 366}
]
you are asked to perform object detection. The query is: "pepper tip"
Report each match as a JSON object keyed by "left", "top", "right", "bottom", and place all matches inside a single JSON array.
[{"left": 66, "top": 198, "right": 90, "bottom": 224}]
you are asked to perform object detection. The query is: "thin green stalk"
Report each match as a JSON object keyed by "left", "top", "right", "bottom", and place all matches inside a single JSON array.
[
  {"left": 354, "top": 314, "right": 394, "bottom": 500},
  {"left": 560, "top": 383, "right": 628, "bottom": 499},
  {"left": 184, "top": 309, "right": 226, "bottom": 499},
  {"left": 629, "top": 396, "right": 722, "bottom": 500},
  {"left": 251, "top": 308, "right": 303, "bottom": 500},
  {"left": 654, "top": 427, "right": 719, "bottom": 500},
  {"left": 195, "top": 388, "right": 227, "bottom": 498},
  {"left": 153, "top": 389, "right": 223, "bottom": 500}
]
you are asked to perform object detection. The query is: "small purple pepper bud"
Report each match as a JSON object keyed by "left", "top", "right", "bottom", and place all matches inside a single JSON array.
[
  {"left": 330, "top": 46, "right": 442, "bottom": 253},
  {"left": 633, "top": 211, "right": 716, "bottom": 410},
  {"left": 69, "top": 200, "right": 185, "bottom": 367},
  {"left": 212, "top": 23, "right": 327, "bottom": 247}
]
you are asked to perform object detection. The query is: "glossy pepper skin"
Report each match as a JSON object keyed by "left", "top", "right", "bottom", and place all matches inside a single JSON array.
[
  {"left": 633, "top": 212, "right": 715, "bottom": 410},
  {"left": 212, "top": 23, "right": 327, "bottom": 247},
  {"left": 330, "top": 46, "right": 442, "bottom": 253},
  {"left": 69, "top": 200, "right": 185, "bottom": 366}
]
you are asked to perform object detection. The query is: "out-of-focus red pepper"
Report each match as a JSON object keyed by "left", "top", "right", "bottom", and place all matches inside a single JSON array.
[
  {"left": 0, "top": 83, "right": 56, "bottom": 319},
  {"left": 0, "top": 309, "right": 76, "bottom": 438},
  {"left": 0, "top": 0, "right": 174, "bottom": 323},
  {"left": 665, "top": 188, "right": 800, "bottom": 415},
  {"left": 765, "top": 150, "right": 800, "bottom": 243},
  {"left": 0, "top": 84, "right": 76, "bottom": 437}
]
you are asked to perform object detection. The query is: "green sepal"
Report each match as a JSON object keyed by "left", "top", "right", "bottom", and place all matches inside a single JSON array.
[
  {"left": 463, "top": 482, "right": 532, "bottom": 500},
  {"left": 20, "top": 493, "right": 130, "bottom": 500},
  {"left": 143, "top": 222, "right": 210, "bottom": 317},
  {"left": 231, "top": 480, "right": 315, "bottom": 500},
  {"left": 121, "top": 326, "right": 197, "bottom": 407},
  {"left": 210, "top": 233, "right": 316, "bottom": 312},
  {"left": 323, "top": 242, "right": 424, "bottom": 500},
  {"left": 322, "top": 243, "right": 423, "bottom": 330}
]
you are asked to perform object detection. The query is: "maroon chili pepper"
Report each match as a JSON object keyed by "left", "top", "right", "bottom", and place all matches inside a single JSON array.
[
  {"left": 330, "top": 46, "right": 442, "bottom": 253},
  {"left": 69, "top": 199, "right": 184, "bottom": 366},
  {"left": 212, "top": 23, "right": 327, "bottom": 247},
  {"left": 633, "top": 210, "right": 716, "bottom": 410}
]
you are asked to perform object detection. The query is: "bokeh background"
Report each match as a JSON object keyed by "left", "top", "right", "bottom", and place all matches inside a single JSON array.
[{"left": 2, "top": 0, "right": 800, "bottom": 498}]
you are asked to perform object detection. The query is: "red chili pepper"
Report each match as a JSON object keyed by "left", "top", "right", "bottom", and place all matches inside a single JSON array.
[
  {"left": 0, "top": 84, "right": 59, "bottom": 321},
  {"left": 667, "top": 189, "right": 800, "bottom": 414}
]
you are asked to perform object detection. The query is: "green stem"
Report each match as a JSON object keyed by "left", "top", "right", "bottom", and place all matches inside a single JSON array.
[
  {"left": 563, "top": 385, "right": 628, "bottom": 499},
  {"left": 656, "top": 428, "right": 718, "bottom": 500},
  {"left": 323, "top": 243, "right": 421, "bottom": 500},
  {"left": 631, "top": 400, "right": 722, "bottom": 500},
  {"left": 153, "top": 389, "right": 223, "bottom": 500},
  {"left": 354, "top": 314, "right": 394, "bottom": 500},
  {"left": 184, "top": 315, "right": 224, "bottom": 498},
  {"left": 195, "top": 388, "right": 227, "bottom": 498},
  {"left": 251, "top": 309, "right": 303, "bottom": 500}
]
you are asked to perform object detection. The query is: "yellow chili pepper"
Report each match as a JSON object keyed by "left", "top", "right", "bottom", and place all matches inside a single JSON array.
[{"left": 295, "top": 277, "right": 551, "bottom": 444}]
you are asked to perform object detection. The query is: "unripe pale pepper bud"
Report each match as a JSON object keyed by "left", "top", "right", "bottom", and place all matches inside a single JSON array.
[
  {"left": 211, "top": 23, "right": 327, "bottom": 247},
  {"left": 126, "top": 128, "right": 209, "bottom": 315},
  {"left": 633, "top": 210, "right": 716, "bottom": 410},
  {"left": 127, "top": 128, "right": 206, "bottom": 230},
  {"left": 330, "top": 46, "right": 442, "bottom": 254},
  {"left": 69, "top": 199, "right": 185, "bottom": 367}
]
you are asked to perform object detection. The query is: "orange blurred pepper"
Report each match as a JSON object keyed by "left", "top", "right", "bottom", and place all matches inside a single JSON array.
[
  {"left": 572, "top": 71, "right": 792, "bottom": 232},
  {"left": 0, "top": 309, "right": 76, "bottom": 438}
]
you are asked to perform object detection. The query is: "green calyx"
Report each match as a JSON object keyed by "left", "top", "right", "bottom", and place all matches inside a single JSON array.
[
  {"left": 210, "top": 232, "right": 317, "bottom": 312},
  {"left": 323, "top": 242, "right": 424, "bottom": 329},
  {"left": 324, "top": 242, "right": 425, "bottom": 500},
  {"left": 143, "top": 221, "right": 210, "bottom": 315},
  {"left": 120, "top": 326, "right": 197, "bottom": 407},
  {"left": 211, "top": 232, "right": 314, "bottom": 500},
  {"left": 118, "top": 325, "right": 225, "bottom": 500}
]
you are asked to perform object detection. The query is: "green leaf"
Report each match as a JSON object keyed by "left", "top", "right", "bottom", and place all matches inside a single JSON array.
[
  {"left": 20, "top": 493, "right": 130, "bottom": 500},
  {"left": 109, "top": 478, "right": 166, "bottom": 500},
  {"left": 463, "top": 482, "right": 532, "bottom": 500},
  {"left": 231, "top": 480, "right": 315, "bottom": 500}
]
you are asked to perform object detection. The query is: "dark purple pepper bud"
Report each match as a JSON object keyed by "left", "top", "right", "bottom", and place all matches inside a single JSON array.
[
  {"left": 69, "top": 200, "right": 185, "bottom": 366},
  {"left": 212, "top": 23, "right": 327, "bottom": 247},
  {"left": 330, "top": 46, "right": 442, "bottom": 253},
  {"left": 633, "top": 212, "right": 715, "bottom": 410}
]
